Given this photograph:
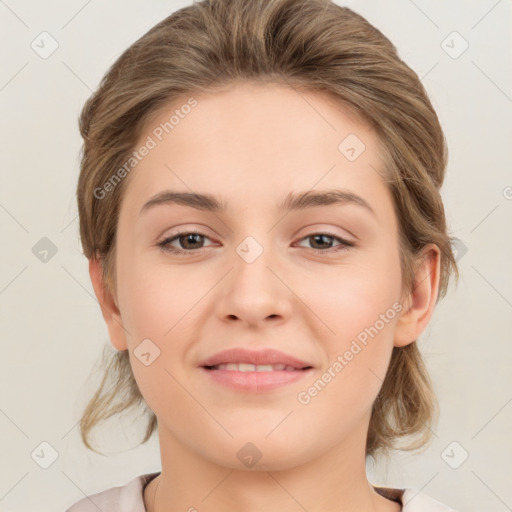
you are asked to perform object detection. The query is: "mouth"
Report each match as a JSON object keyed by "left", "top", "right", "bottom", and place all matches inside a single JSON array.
[
  {"left": 203, "top": 363, "right": 312, "bottom": 372},
  {"left": 198, "top": 347, "right": 313, "bottom": 370},
  {"left": 198, "top": 347, "right": 314, "bottom": 392}
]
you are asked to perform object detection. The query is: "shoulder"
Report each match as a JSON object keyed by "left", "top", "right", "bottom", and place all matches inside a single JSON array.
[
  {"left": 65, "top": 472, "right": 160, "bottom": 512},
  {"left": 401, "top": 488, "right": 459, "bottom": 511},
  {"left": 374, "top": 485, "right": 458, "bottom": 512}
]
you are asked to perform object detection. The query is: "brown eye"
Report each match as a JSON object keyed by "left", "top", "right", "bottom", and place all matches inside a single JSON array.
[
  {"left": 157, "top": 230, "right": 214, "bottom": 255},
  {"left": 296, "top": 233, "right": 354, "bottom": 253},
  {"left": 176, "top": 233, "right": 205, "bottom": 250}
]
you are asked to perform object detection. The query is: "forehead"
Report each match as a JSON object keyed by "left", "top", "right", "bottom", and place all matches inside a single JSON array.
[{"left": 120, "top": 81, "right": 391, "bottom": 218}]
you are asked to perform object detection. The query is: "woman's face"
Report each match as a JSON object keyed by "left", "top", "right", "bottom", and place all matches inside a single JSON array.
[{"left": 107, "top": 81, "right": 409, "bottom": 469}]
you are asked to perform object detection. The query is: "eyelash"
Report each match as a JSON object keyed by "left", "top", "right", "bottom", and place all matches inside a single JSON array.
[{"left": 156, "top": 229, "right": 355, "bottom": 256}]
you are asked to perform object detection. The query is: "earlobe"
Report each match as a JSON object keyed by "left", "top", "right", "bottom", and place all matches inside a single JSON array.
[
  {"left": 394, "top": 244, "right": 441, "bottom": 348},
  {"left": 88, "top": 257, "right": 128, "bottom": 351}
]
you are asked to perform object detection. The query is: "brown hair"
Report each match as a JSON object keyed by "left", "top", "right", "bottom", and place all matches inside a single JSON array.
[{"left": 76, "top": 0, "right": 459, "bottom": 459}]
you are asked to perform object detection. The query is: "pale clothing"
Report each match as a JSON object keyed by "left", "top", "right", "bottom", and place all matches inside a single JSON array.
[{"left": 65, "top": 472, "right": 458, "bottom": 511}]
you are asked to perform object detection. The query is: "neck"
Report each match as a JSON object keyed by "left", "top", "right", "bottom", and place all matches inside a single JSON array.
[{"left": 144, "top": 424, "right": 401, "bottom": 512}]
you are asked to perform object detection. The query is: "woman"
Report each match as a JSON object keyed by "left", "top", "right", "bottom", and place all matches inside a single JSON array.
[{"left": 67, "top": 0, "right": 459, "bottom": 510}]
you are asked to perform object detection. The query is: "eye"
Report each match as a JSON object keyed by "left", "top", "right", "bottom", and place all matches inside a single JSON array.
[
  {"left": 156, "top": 230, "right": 355, "bottom": 256},
  {"left": 157, "top": 230, "right": 215, "bottom": 255},
  {"left": 295, "top": 233, "right": 354, "bottom": 253}
]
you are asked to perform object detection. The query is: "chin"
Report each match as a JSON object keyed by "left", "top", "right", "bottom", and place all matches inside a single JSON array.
[{"left": 201, "top": 435, "right": 310, "bottom": 472}]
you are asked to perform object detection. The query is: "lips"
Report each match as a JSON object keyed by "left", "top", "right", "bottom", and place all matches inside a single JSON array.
[
  {"left": 199, "top": 347, "right": 313, "bottom": 370},
  {"left": 210, "top": 363, "right": 301, "bottom": 371},
  {"left": 199, "top": 348, "right": 314, "bottom": 392}
]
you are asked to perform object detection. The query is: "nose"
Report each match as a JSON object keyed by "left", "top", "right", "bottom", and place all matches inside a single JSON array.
[{"left": 216, "top": 238, "right": 292, "bottom": 328}]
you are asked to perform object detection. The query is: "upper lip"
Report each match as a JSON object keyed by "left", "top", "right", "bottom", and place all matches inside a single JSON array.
[{"left": 199, "top": 348, "right": 313, "bottom": 369}]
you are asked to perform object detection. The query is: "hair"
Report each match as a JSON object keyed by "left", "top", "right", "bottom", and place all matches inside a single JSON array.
[{"left": 76, "top": 0, "right": 459, "bottom": 459}]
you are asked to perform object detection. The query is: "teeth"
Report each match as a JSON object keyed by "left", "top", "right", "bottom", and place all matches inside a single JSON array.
[
  {"left": 212, "top": 363, "right": 299, "bottom": 371},
  {"left": 238, "top": 363, "right": 256, "bottom": 372}
]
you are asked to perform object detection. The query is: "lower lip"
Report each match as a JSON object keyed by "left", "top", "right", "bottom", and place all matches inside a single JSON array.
[{"left": 200, "top": 367, "right": 312, "bottom": 392}]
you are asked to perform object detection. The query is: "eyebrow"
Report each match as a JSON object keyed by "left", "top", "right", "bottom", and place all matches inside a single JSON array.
[{"left": 139, "top": 189, "right": 376, "bottom": 217}]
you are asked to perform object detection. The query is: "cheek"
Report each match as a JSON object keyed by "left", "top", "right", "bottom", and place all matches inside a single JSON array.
[
  {"left": 303, "top": 250, "right": 402, "bottom": 345},
  {"left": 299, "top": 247, "right": 402, "bottom": 401},
  {"left": 296, "top": 298, "right": 400, "bottom": 441},
  {"left": 117, "top": 254, "right": 205, "bottom": 342},
  {"left": 115, "top": 258, "right": 212, "bottom": 400}
]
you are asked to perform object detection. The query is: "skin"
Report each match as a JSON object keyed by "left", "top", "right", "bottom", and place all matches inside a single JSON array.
[{"left": 89, "top": 80, "right": 440, "bottom": 512}]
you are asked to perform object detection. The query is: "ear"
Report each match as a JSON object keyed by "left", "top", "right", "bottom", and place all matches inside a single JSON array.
[
  {"left": 394, "top": 244, "right": 441, "bottom": 347},
  {"left": 89, "top": 257, "right": 128, "bottom": 351}
]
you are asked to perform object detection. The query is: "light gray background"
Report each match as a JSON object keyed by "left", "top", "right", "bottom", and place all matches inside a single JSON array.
[{"left": 1, "top": 1, "right": 511, "bottom": 511}]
